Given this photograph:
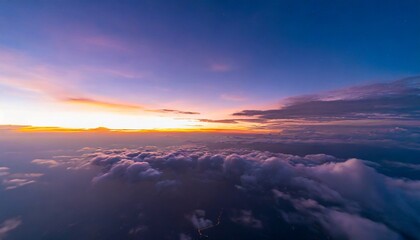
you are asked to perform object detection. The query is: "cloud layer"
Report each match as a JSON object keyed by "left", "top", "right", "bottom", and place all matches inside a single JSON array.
[
  {"left": 233, "top": 77, "right": 420, "bottom": 126},
  {"left": 56, "top": 146, "right": 420, "bottom": 239}
]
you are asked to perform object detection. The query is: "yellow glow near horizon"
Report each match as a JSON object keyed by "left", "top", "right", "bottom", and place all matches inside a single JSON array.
[
  {"left": 0, "top": 97, "right": 255, "bottom": 132},
  {"left": 0, "top": 108, "right": 202, "bottom": 130}
]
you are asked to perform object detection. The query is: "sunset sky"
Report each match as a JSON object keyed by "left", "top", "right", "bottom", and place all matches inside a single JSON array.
[
  {"left": 1, "top": 0, "right": 419, "bottom": 130},
  {"left": 1, "top": 1, "right": 420, "bottom": 240}
]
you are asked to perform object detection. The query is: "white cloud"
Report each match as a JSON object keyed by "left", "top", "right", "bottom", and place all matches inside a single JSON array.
[{"left": 32, "top": 159, "right": 59, "bottom": 167}]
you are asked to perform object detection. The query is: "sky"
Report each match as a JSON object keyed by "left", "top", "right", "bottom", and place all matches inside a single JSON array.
[
  {"left": 0, "top": 0, "right": 419, "bottom": 130},
  {"left": 1, "top": 2, "right": 420, "bottom": 239}
]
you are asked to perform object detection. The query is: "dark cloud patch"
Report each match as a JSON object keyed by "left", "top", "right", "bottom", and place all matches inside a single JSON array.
[
  {"left": 149, "top": 109, "right": 200, "bottom": 115},
  {"left": 384, "top": 161, "right": 420, "bottom": 171},
  {"left": 230, "top": 210, "right": 263, "bottom": 229},
  {"left": 233, "top": 77, "right": 420, "bottom": 122},
  {"left": 237, "top": 125, "right": 420, "bottom": 149},
  {"left": 199, "top": 119, "right": 239, "bottom": 124},
  {"left": 199, "top": 118, "right": 270, "bottom": 124},
  {"left": 187, "top": 209, "right": 213, "bottom": 229}
]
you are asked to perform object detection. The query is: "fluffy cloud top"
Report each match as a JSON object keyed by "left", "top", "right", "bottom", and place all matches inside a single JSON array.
[
  {"left": 47, "top": 146, "right": 420, "bottom": 239},
  {"left": 31, "top": 159, "right": 59, "bottom": 168}
]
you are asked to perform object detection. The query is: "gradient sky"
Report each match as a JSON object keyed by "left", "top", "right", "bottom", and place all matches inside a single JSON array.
[{"left": 0, "top": 0, "right": 419, "bottom": 130}]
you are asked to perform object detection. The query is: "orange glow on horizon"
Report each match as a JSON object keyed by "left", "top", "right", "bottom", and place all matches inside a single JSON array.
[{"left": 15, "top": 125, "right": 266, "bottom": 134}]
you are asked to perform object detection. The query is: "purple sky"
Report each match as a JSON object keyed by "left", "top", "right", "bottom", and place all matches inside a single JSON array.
[{"left": 0, "top": 0, "right": 419, "bottom": 130}]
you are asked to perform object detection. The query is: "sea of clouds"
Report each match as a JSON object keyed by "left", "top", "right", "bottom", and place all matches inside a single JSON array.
[{"left": 29, "top": 145, "right": 420, "bottom": 239}]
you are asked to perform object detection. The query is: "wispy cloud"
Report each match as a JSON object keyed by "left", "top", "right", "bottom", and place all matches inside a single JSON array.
[
  {"left": 198, "top": 118, "right": 268, "bottom": 124},
  {"left": 234, "top": 77, "right": 420, "bottom": 124},
  {"left": 0, "top": 169, "right": 43, "bottom": 190},
  {"left": 64, "top": 97, "right": 143, "bottom": 112},
  {"left": 0, "top": 217, "right": 22, "bottom": 239},
  {"left": 199, "top": 119, "right": 238, "bottom": 124},
  {"left": 0, "top": 48, "right": 199, "bottom": 117},
  {"left": 148, "top": 109, "right": 200, "bottom": 115},
  {"left": 0, "top": 49, "right": 74, "bottom": 97}
]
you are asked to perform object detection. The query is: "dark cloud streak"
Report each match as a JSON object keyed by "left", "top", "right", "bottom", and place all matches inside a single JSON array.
[
  {"left": 148, "top": 109, "right": 200, "bottom": 115},
  {"left": 233, "top": 77, "right": 420, "bottom": 122}
]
